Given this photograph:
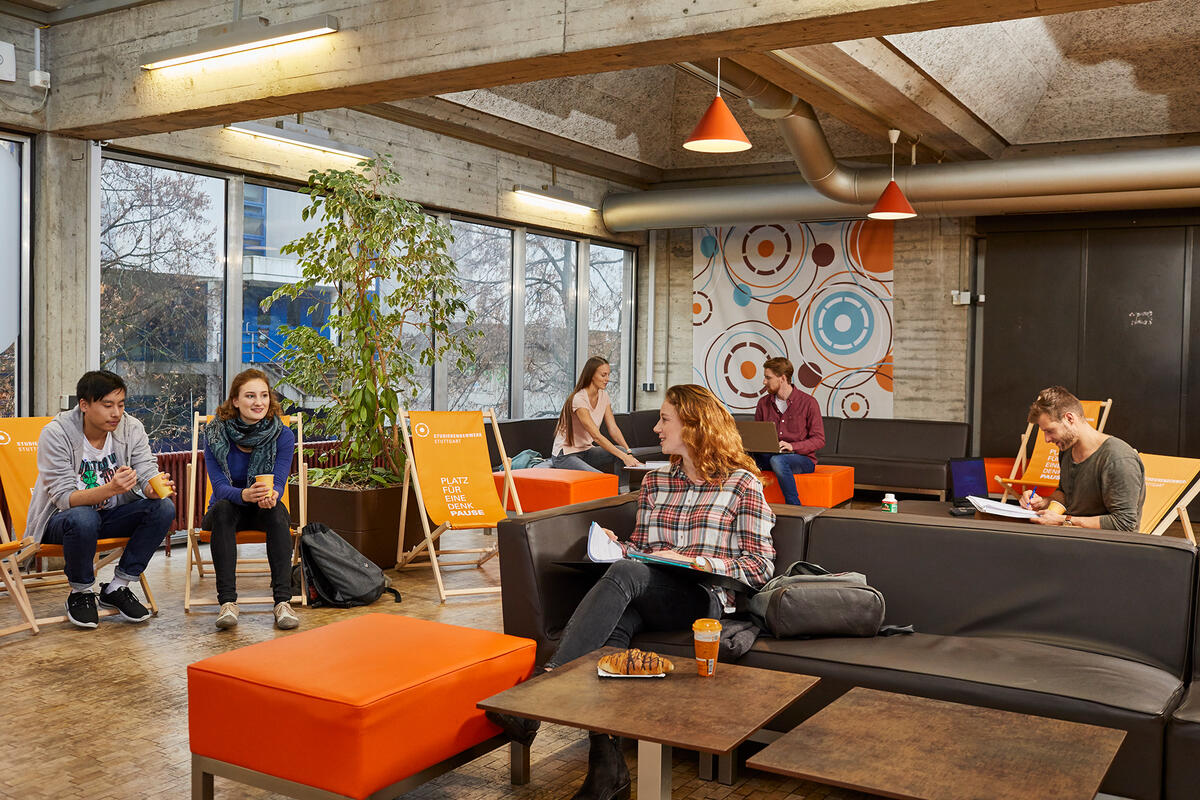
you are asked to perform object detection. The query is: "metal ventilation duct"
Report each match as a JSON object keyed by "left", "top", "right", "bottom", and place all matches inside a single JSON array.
[{"left": 601, "top": 60, "right": 1200, "bottom": 231}]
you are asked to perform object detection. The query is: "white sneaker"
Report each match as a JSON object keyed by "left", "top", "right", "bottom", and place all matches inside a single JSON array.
[
  {"left": 215, "top": 602, "right": 239, "bottom": 630},
  {"left": 273, "top": 601, "right": 299, "bottom": 630}
]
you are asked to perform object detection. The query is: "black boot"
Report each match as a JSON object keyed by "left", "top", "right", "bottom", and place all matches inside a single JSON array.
[
  {"left": 484, "top": 711, "right": 540, "bottom": 746},
  {"left": 571, "top": 732, "right": 631, "bottom": 800}
]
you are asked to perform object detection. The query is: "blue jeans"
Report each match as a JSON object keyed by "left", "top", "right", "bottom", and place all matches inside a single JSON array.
[
  {"left": 547, "top": 446, "right": 618, "bottom": 473},
  {"left": 755, "top": 453, "right": 815, "bottom": 505},
  {"left": 546, "top": 559, "right": 715, "bottom": 669},
  {"left": 42, "top": 498, "right": 175, "bottom": 592}
]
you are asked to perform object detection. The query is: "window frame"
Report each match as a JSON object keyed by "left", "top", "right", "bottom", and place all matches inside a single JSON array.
[{"left": 0, "top": 130, "right": 31, "bottom": 415}]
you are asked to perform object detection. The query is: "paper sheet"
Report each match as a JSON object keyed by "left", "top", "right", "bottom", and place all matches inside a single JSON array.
[
  {"left": 586, "top": 521, "right": 625, "bottom": 562},
  {"left": 967, "top": 495, "right": 1038, "bottom": 519}
]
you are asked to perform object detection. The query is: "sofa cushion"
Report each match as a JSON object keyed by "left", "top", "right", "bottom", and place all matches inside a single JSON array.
[
  {"left": 835, "top": 418, "right": 968, "bottom": 461},
  {"left": 806, "top": 510, "right": 1194, "bottom": 676},
  {"left": 819, "top": 454, "right": 947, "bottom": 491}
]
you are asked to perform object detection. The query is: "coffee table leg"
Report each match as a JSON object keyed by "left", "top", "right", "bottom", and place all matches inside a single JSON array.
[{"left": 638, "top": 740, "right": 673, "bottom": 800}]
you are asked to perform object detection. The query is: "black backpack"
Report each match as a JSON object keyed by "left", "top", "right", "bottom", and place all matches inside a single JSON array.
[{"left": 294, "top": 522, "right": 402, "bottom": 608}]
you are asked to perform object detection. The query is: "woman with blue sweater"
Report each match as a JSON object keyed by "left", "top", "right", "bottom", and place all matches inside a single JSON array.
[{"left": 203, "top": 368, "right": 298, "bottom": 631}]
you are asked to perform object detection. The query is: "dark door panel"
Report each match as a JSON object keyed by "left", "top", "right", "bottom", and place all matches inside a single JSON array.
[
  {"left": 981, "top": 231, "right": 1083, "bottom": 457},
  {"left": 1078, "top": 228, "right": 1185, "bottom": 454}
]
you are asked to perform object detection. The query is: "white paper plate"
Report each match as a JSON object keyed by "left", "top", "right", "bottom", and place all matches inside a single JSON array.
[{"left": 597, "top": 667, "right": 667, "bottom": 678}]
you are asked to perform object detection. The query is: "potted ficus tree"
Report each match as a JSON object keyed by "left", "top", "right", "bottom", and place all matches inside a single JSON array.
[{"left": 264, "top": 155, "right": 478, "bottom": 568}]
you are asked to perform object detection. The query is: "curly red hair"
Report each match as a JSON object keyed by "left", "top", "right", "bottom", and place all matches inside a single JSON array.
[{"left": 665, "top": 384, "right": 759, "bottom": 483}]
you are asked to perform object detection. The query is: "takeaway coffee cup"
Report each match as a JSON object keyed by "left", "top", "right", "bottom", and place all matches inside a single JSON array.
[
  {"left": 147, "top": 471, "right": 173, "bottom": 499},
  {"left": 1047, "top": 500, "right": 1066, "bottom": 516},
  {"left": 254, "top": 474, "right": 274, "bottom": 488},
  {"left": 693, "top": 618, "right": 722, "bottom": 677}
]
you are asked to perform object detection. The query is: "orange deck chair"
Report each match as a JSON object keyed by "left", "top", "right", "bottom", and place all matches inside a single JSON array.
[
  {"left": 396, "top": 409, "right": 522, "bottom": 603},
  {"left": 0, "top": 415, "right": 159, "bottom": 629},
  {"left": 1138, "top": 453, "right": 1200, "bottom": 543},
  {"left": 996, "top": 399, "right": 1112, "bottom": 503},
  {"left": 0, "top": 521, "right": 38, "bottom": 639},
  {"left": 183, "top": 411, "right": 307, "bottom": 612}
]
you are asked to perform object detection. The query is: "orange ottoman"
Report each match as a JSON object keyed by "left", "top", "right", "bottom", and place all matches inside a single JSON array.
[
  {"left": 761, "top": 464, "right": 855, "bottom": 507},
  {"left": 189, "top": 614, "right": 535, "bottom": 800},
  {"left": 494, "top": 467, "right": 619, "bottom": 513}
]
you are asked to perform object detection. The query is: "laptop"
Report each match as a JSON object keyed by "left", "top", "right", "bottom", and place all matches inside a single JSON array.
[
  {"left": 736, "top": 420, "right": 782, "bottom": 453},
  {"left": 948, "top": 457, "right": 989, "bottom": 515}
]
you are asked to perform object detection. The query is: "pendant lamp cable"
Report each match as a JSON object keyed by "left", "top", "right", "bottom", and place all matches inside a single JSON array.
[{"left": 716, "top": 57, "right": 722, "bottom": 96}]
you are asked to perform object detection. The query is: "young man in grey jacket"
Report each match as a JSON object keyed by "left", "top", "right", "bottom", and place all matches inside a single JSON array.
[{"left": 26, "top": 370, "right": 176, "bottom": 628}]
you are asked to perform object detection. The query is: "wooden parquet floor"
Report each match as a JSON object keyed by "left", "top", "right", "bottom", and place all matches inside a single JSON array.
[{"left": 0, "top": 530, "right": 870, "bottom": 800}]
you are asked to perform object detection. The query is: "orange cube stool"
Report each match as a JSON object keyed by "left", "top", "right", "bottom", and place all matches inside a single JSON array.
[
  {"left": 493, "top": 467, "right": 619, "bottom": 513},
  {"left": 761, "top": 464, "right": 855, "bottom": 507},
  {"left": 189, "top": 614, "right": 536, "bottom": 800}
]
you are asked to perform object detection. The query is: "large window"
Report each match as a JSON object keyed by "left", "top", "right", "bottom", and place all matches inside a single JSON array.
[
  {"left": 447, "top": 220, "right": 512, "bottom": 415},
  {"left": 0, "top": 134, "right": 27, "bottom": 417},
  {"left": 588, "top": 244, "right": 634, "bottom": 413},
  {"left": 523, "top": 233, "right": 578, "bottom": 418},
  {"left": 240, "top": 184, "right": 332, "bottom": 385},
  {"left": 100, "top": 158, "right": 226, "bottom": 448}
]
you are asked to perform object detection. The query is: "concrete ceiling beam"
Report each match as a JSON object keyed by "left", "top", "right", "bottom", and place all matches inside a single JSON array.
[
  {"left": 45, "top": 0, "right": 1145, "bottom": 140},
  {"left": 355, "top": 98, "right": 662, "bottom": 189},
  {"left": 776, "top": 40, "right": 1010, "bottom": 160}
]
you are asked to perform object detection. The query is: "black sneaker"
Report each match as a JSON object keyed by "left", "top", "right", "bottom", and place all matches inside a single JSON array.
[
  {"left": 65, "top": 591, "right": 99, "bottom": 629},
  {"left": 98, "top": 583, "right": 152, "bottom": 623}
]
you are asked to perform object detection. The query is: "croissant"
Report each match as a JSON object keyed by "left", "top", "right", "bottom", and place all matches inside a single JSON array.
[{"left": 598, "top": 648, "right": 675, "bottom": 675}]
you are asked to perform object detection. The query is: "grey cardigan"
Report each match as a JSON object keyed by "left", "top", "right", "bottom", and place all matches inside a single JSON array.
[{"left": 25, "top": 407, "right": 160, "bottom": 543}]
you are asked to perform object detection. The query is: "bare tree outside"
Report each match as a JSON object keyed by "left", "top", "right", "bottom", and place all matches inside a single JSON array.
[
  {"left": 99, "top": 159, "right": 225, "bottom": 449},
  {"left": 523, "top": 233, "right": 576, "bottom": 417},
  {"left": 588, "top": 244, "right": 632, "bottom": 413},
  {"left": 447, "top": 220, "right": 512, "bottom": 416}
]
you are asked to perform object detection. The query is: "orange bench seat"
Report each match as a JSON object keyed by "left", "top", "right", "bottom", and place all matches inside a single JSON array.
[
  {"left": 189, "top": 614, "right": 535, "bottom": 800},
  {"left": 494, "top": 467, "right": 619, "bottom": 513},
  {"left": 760, "top": 464, "right": 855, "bottom": 507}
]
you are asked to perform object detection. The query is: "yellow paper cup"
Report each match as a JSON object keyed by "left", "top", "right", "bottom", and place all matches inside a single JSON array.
[
  {"left": 693, "top": 618, "right": 722, "bottom": 677},
  {"left": 147, "top": 471, "right": 173, "bottom": 499},
  {"left": 254, "top": 474, "right": 274, "bottom": 488},
  {"left": 1047, "top": 500, "right": 1066, "bottom": 516}
]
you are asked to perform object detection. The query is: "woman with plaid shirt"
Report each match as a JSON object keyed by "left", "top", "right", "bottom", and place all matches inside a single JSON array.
[{"left": 490, "top": 384, "right": 776, "bottom": 800}]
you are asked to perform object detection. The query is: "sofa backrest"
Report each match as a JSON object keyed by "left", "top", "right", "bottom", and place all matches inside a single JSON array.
[
  {"left": 621, "top": 409, "right": 662, "bottom": 449},
  {"left": 770, "top": 506, "right": 821, "bottom": 568},
  {"left": 804, "top": 509, "right": 1195, "bottom": 676},
  {"left": 817, "top": 416, "right": 840, "bottom": 456},
  {"left": 488, "top": 417, "right": 559, "bottom": 466},
  {"left": 834, "top": 418, "right": 968, "bottom": 461}
]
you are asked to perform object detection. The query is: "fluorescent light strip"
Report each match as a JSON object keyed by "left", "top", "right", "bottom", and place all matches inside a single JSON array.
[
  {"left": 225, "top": 121, "right": 373, "bottom": 160},
  {"left": 141, "top": 15, "right": 339, "bottom": 70},
  {"left": 513, "top": 185, "right": 595, "bottom": 214}
]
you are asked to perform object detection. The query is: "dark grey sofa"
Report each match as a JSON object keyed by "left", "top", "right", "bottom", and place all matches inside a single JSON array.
[
  {"left": 1165, "top": 581, "right": 1200, "bottom": 800},
  {"left": 497, "top": 502, "right": 1195, "bottom": 799},
  {"left": 731, "top": 414, "right": 969, "bottom": 498},
  {"left": 484, "top": 409, "right": 663, "bottom": 470},
  {"left": 818, "top": 418, "right": 969, "bottom": 499}
]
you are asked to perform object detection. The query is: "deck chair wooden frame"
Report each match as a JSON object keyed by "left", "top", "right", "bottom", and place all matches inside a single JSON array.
[
  {"left": 183, "top": 412, "right": 307, "bottom": 611},
  {"left": 0, "top": 519, "right": 38, "bottom": 639},
  {"left": 396, "top": 409, "right": 522, "bottom": 603},
  {"left": 1138, "top": 453, "right": 1200, "bottom": 543},
  {"left": 0, "top": 415, "right": 160, "bottom": 629},
  {"left": 996, "top": 399, "right": 1112, "bottom": 502}
]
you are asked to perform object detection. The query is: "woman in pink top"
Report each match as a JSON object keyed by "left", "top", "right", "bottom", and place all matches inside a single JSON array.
[{"left": 548, "top": 356, "right": 643, "bottom": 472}]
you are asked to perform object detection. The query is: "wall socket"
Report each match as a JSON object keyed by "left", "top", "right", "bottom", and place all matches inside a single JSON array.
[
  {"left": 0, "top": 42, "right": 16, "bottom": 83},
  {"left": 640, "top": 382, "right": 657, "bottom": 392},
  {"left": 29, "top": 70, "right": 50, "bottom": 90}
]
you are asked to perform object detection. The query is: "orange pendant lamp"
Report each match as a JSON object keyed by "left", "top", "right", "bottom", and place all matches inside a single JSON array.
[
  {"left": 683, "top": 58, "right": 751, "bottom": 153},
  {"left": 868, "top": 129, "right": 917, "bottom": 220}
]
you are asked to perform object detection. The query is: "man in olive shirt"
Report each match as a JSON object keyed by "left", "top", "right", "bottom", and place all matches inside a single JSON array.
[{"left": 1020, "top": 386, "right": 1145, "bottom": 531}]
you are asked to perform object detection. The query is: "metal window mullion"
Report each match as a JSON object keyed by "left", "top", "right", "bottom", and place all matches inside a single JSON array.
[
  {"left": 623, "top": 248, "right": 636, "bottom": 411},
  {"left": 575, "top": 239, "right": 590, "bottom": 380},
  {"left": 225, "top": 176, "right": 244, "bottom": 392},
  {"left": 433, "top": 212, "right": 451, "bottom": 411},
  {"left": 511, "top": 229, "right": 527, "bottom": 419},
  {"left": 86, "top": 142, "right": 102, "bottom": 370}
]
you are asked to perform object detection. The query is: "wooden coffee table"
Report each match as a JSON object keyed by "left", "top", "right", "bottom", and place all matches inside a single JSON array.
[
  {"left": 746, "top": 687, "right": 1126, "bottom": 800},
  {"left": 478, "top": 646, "right": 818, "bottom": 800}
]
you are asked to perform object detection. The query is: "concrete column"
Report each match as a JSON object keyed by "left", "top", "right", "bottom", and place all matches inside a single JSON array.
[{"left": 32, "top": 134, "right": 91, "bottom": 414}]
